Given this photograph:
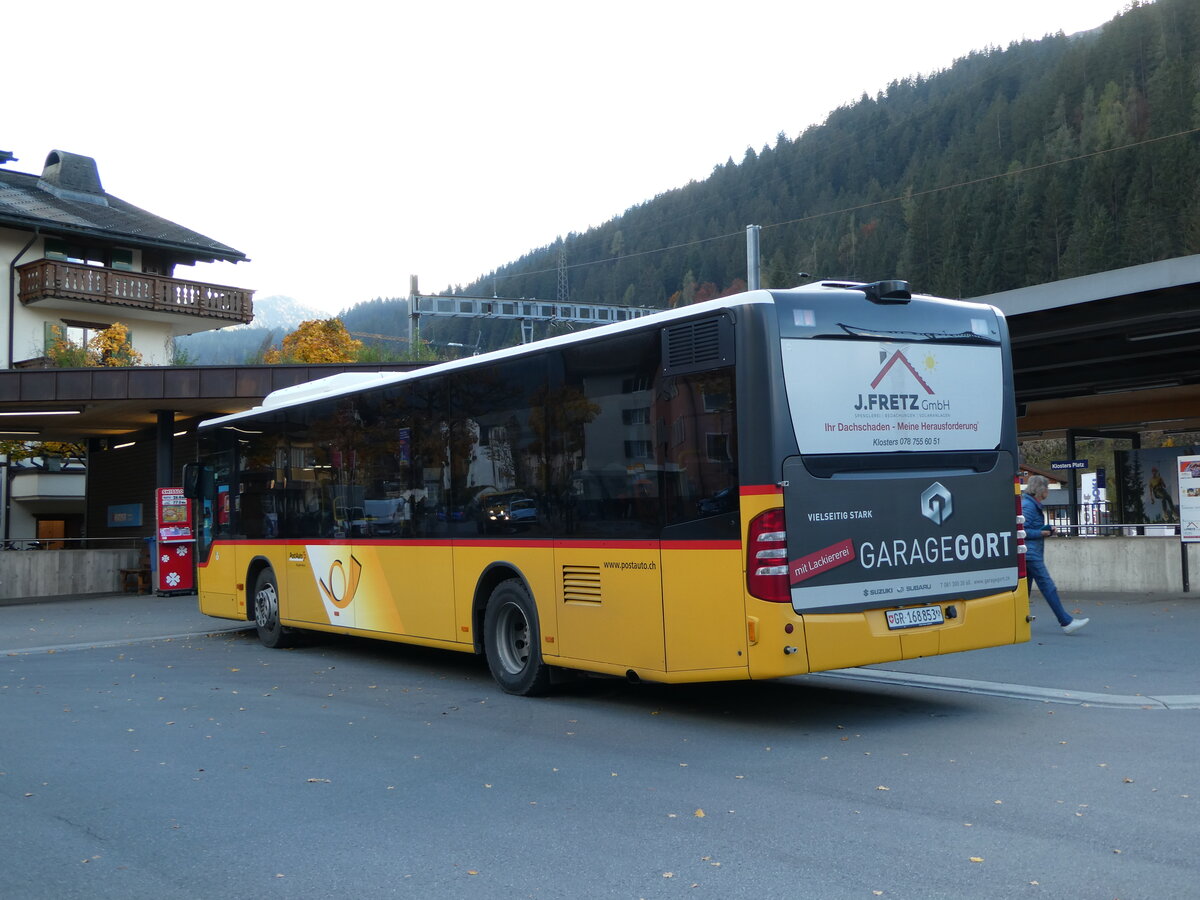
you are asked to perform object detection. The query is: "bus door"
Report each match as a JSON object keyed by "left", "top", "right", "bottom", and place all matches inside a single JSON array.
[
  {"left": 192, "top": 451, "right": 239, "bottom": 619},
  {"left": 280, "top": 464, "right": 357, "bottom": 631}
]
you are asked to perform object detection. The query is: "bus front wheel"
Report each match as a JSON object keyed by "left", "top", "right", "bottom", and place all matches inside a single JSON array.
[
  {"left": 484, "top": 579, "right": 551, "bottom": 696},
  {"left": 253, "top": 568, "right": 294, "bottom": 649}
]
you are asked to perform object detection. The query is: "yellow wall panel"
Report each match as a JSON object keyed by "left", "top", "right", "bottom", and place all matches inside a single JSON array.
[{"left": 349, "top": 544, "right": 456, "bottom": 642}]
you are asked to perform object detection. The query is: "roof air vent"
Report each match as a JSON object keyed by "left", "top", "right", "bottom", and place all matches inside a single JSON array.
[
  {"left": 662, "top": 316, "right": 733, "bottom": 376},
  {"left": 860, "top": 280, "right": 911, "bottom": 304}
]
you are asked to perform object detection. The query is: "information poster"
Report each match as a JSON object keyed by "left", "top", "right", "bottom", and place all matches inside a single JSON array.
[
  {"left": 155, "top": 488, "right": 195, "bottom": 593},
  {"left": 1179, "top": 456, "right": 1200, "bottom": 543}
]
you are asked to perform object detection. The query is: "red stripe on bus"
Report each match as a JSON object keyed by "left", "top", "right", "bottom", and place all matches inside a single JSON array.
[
  {"left": 201, "top": 537, "right": 742, "bottom": 554},
  {"left": 661, "top": 541, "right": 741, "bottom": 551},
  {"left": 740, "top": 484, "right": 782, "bottom": 495},
  {"left": 552, "top": 539, "right": 656, "bottom": 550},
  {"left": 456, "top": 539, "right": 557, "bottom": 548}
]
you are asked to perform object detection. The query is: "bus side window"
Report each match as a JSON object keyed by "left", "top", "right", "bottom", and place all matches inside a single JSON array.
[
  {"left": 659, "top": 368, "right": 738, "bottom": 527},
  {"left": 279, "top": 400, "right": 343, "bottom": 540},
  {"left": 557, "top": 334, "right": 661, "bottom": 539},
  {"left": 237, "top": 430, "right": 285, "bottom": 539},
  {"left": 357, "top": 383, "right": 447, "bottom": 539},
  {"left": 450, "top": 358, "right": 548, "bottom": 537}
]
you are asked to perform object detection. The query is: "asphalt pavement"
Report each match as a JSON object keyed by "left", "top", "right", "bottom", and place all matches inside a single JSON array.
[
  {"left": 0, "top": 591, "right": 249, "bottom": 655},
  {"left": 2, "top": 588, "right": 1198, "bottom": 709}
]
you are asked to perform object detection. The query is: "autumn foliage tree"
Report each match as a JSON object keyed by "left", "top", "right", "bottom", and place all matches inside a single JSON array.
[
  {"left": 263, "top": 318, "right": 364, "bottom": 364},
  {"left": 0, "top": 439, "right": 86, "bottom": 466},
  {"left": 46, "top": 322, "right": 142, "bottom": 367}
]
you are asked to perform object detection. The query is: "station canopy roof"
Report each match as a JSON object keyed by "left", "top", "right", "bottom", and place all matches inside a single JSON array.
[{"left": 976, "top": 254, "right": 1200, "bottom": 438}]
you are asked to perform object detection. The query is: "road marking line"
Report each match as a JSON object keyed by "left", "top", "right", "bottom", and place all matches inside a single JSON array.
[
  {"left": 812, "top": 667, "right": 1200, "bottom": 710},
  {"left": 4, "top": 626, "right": 253, "bottom": 656}
]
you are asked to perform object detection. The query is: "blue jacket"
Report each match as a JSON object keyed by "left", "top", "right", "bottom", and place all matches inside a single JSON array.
[{"left": 1021, "top": 492, "right": 1052, "bottom": 561}]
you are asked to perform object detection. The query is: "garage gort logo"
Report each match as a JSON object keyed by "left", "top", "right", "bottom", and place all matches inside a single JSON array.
[
  {"left": 787, "top": 484, "right": 956, "bottom": 586},
  {"left": 921, "top": 482, "right": 953, "bottom": 525}
]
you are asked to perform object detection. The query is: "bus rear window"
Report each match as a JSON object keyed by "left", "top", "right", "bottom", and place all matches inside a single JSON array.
[{"left": 782, "top": 338, "right": 1004, "bottom": 454}]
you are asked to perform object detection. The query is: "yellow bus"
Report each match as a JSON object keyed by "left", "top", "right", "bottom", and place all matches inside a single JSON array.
[{"left": 186, "top": 280, "right": 1029, "bottom": 694}]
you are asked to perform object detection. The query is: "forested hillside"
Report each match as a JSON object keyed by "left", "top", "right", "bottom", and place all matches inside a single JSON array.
[
  {"left": 185, "top": 0, "right": 1200, "bottom": 364},
  {"left": 452, "top": 0, "right": 1200, "bottom": 308}
]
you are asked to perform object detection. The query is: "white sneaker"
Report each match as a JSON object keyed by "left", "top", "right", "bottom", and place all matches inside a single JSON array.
[{"left": 1062, "top": 617, "right": 1089, "bottom": 635}]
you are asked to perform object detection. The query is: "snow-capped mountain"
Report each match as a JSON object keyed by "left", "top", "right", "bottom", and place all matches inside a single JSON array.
[
  {"left": 226, "top": 294, "right": 328, "bottom": 331},
  {"left": 175, "top": 294, "right": 335, "bottom": 364}
]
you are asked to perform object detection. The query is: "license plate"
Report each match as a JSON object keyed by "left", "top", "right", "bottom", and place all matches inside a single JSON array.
[{"left": 885, "top": 605, "right": 945, "bottom": 630}]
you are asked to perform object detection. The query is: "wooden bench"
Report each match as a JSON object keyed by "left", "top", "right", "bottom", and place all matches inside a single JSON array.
[{"left": 120, "top": 545, "right": 152, "bottom": 594}]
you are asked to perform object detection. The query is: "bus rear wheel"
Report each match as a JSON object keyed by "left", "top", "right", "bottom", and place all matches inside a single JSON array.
[
  {"left": 484, "top": 579, "right": 551, "bottom": 696},
  {"left": 253, "top": 568, "right": 294, "bottom": 649}
]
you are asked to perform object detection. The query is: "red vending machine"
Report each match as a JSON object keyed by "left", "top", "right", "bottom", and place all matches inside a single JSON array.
[{"left": 155, "top": 487, "right": 195, "bottom": 595}]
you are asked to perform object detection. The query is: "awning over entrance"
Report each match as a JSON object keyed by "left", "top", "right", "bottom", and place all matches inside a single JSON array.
[{"left": 0, "top": 363, "right": 421, "bottom": 443}]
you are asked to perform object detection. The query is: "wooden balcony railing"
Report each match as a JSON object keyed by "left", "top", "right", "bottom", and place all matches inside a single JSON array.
[{"left": 17, "top": 259, "right": 254, "bottom": 324}]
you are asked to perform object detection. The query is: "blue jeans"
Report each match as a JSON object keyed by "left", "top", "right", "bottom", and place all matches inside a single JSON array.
[{"left": 1026, "top": 557, "right": 1072, "bottom": 626}]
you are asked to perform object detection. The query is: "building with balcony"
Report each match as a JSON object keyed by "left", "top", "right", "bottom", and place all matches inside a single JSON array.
[
  {"left": 1, "top": 147, "right": 253, "bottom": 552},
  {"left": 1, "top": 148, "right": 252, "bottom": 369}
]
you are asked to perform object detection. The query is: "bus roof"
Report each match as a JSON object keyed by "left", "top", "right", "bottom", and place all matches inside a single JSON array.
[
  {"left": 199, "top": 290, "right": 778, "bottom": 430},
  {"left": 198, "top": 281, "right": 956, "bottom": 430}
]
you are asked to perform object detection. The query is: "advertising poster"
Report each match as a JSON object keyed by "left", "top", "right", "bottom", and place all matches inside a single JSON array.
[
  {"left": 783, "top": 340, "right": 1004, "bottom": 454},
  {"left": 155, "top": 488, "right": 195, "bottom": 594},
  {"left": 106, "top": 503, "right": 142, "bottom": 528},
  {"left": 783, "top": 457, "right": 1019, "bottom": 612},
  {"left": 778, "top": 338, "right": 1018, "bottom": 613},
  {"left": 1143, "top": 449, "right": 1180, "bottom": 524},
  {"left": 1179, "top": 455, "right": 1200, "bottom": 543}
]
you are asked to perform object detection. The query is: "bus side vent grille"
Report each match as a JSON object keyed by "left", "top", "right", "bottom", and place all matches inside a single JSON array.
[
  {"left": 662, "top": 316, "right": 733, "bottom": 376},
  {"left": 563, "top": 565, "right": 602, "bottom": 605}
]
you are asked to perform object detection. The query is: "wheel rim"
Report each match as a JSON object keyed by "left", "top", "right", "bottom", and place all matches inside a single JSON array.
[
  {"left": 494, "top": 601, "right": 531, "bottom": 675},
  {"left": 256, "top": 581, "right": 279, "bottom": 631}
]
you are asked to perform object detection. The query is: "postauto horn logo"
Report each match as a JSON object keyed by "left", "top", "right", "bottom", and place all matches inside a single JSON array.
[
  {"left": 318, "top": 555, "right": 363, "bottom": 609},
  {"left": 921, "top": 482, "right": 953, "bottom": 526}
]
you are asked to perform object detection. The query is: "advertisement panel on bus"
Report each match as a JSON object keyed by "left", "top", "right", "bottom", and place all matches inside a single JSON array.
[{"left": 780, "top": 336, "right": 1018, "bottom": 614}]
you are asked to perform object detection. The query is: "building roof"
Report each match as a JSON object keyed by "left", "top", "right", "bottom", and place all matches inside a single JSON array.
[
  {"left": 974, "top": 254, "right": 1200, "bottom": 437},
  {"left": 0, "top": 150, "right": 248, "bottom": 265},
  {"left": 0, "top": 363, "right": 424, "bottom": 442}
]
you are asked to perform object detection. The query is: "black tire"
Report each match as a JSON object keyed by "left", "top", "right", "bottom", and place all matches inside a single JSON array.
[
  {"left": 483, "top": 579, "right": 551, "bottom": 696},
  {"left": 252, "top": 568, "right": 294, "bottom": 649}
]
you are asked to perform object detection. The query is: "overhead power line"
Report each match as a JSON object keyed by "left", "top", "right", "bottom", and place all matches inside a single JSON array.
[{"left": 489, "top": 126, "right": 1200, "bottom": 289}]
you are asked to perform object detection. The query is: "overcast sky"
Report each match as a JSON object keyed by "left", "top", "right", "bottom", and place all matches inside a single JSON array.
[{"left": 9, "top": 0, "right": 1133, "bottom": 316}]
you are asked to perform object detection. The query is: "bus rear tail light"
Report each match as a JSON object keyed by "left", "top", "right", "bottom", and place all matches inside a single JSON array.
[
  {"left": 748, "top": 508, "right": 790, "bottom": 603},
  {"left": 1015, "top": 476, "right": 1028, "bottom": 579}
]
